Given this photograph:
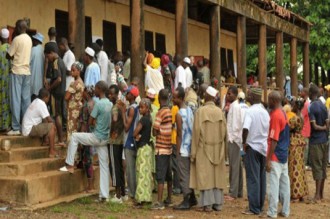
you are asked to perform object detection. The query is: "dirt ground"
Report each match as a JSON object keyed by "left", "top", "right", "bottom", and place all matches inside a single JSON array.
[{"left": 0, "top": 168, "right": 330, "bottom": 219}]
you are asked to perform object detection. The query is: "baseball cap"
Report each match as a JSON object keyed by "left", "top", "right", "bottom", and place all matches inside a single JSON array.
[{"left": 125, "top": 85, "right": 139, "bottom": 97}]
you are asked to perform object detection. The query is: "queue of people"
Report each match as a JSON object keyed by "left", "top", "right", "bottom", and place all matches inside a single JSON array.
[{"left": 0, "top": 20, "right": 329, "bottom": 217}]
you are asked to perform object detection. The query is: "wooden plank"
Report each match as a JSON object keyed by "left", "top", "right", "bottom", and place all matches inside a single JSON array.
[
  {"left": 68, "top": 0, "right": 85, "bottom": 59},
  {"left": 290, "top": 38, "right": 298, "bottom": 96},
  {"left": 175, "top": 0, "right": 188, "bottom": 60},
  {"left": 303, "top": 42, "right": 310, "bottom": 88},
  {"left": 276, "top": 32, "right": 284, "bottom": 93},
  {"left": 237, "top": 16, "right": 247, "bottom": 92},
  {"left": 220, "top": 0, "right": 309, "bottom": 42},
  {"left": 258, "top": 24, "right": 267, "bottom": 102}
]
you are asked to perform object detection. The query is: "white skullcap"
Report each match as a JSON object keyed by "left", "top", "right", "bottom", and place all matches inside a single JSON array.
[
  {"left": 238, "top": 91, "right": 245, "bottom": 100},
  {"left": 206, "top": 86, "right": 218, "bottom": 97},
  {"left": 85, "top": 47, "right": 95, "bottom": 57},
  {"left": 1, "top": 28, "right": 9, "bottom": 39},
  {"left": 183, "top": 57, "right": 191, "bottom": 65},
  {"left": 147, "top": 88, "right": 156, "bottom": 98},
  {"left": 286, "top": 76, "right": 291, "bottom": 80}
]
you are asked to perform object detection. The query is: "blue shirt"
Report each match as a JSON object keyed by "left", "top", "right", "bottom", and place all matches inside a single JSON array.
[
  {"left": 90, "top": 97, "right": 112, "bottom": 140},
  {"left": 84, "top": 62, "right": 101, "bottom": 87},
  {"left": 30, "top": 44, "right": 45, "bottom": 96},
  {"left": 309, "top": 100, "right": 328, "bottom": 145},
  {"left": 179, "top": 107, "right": 194, "bottom": 157}
]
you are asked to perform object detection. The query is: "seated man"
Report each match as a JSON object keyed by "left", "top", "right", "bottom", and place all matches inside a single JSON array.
[{"left": 22, "top": 88, "right": 57, "bottom": 157}]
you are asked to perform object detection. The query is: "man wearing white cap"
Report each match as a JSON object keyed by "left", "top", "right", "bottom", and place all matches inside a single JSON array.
[
  {"left": 84, "top": 47, "right": 101, "bottom": 87},
  {"left": 183, "top": 57, "right": 193, "bottom": 88},
  {"left": 190, "top": 86, "right": 226, "bottom": 212},
  {"left": 0, "top": 28, "right": 11, "bottom": 131},
  {"left": 6, "top": 20, "right": 32, "bottom": 136},
  {"left": 30, "top": 33, "right": 45, "bottom": 99}
]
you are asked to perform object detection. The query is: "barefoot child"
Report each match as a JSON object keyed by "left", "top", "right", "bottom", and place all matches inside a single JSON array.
[{"left": 133, "top": 98, "right": 153, "bottom": 206}]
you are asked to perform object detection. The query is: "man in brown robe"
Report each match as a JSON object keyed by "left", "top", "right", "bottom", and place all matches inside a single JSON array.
[{"left": 190, "top": 86, "right": 227, "bottom": 212}]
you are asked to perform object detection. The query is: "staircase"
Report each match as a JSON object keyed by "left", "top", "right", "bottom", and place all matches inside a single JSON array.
[{"left": 0, "top": 135, "right": 100, "bottom": 209}]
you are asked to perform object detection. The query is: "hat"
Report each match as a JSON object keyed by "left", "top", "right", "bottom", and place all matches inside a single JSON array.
[
  {"left": 206, "top": 86, "right": 218, "bottom": 97},
  {"left": 44, "top": 42, "right": 58, "bottom": 54},
  {"left": 324, "top": 84, "right": 330, "bottom": 91},
  {"left": 1, "top": 28, "right": 9, "bottom": 39},
  {"left": 32, "top": 33, "right": 44, "bottom": 43},
  {"left": 183, "top": 57, "right": 191, "bottom": 65},
  {"left": 146, "top": 88, "right": 156, "bottom": 99},
  {"left": 238, "top": 91, "right": 245, "bottom": 100},
  {"left": 250, "top": 88, "right": 263, "bottom": 96},
  {"left": 125, "top": 85, "right": 139, "bottom": 97},
  {"left": 85, "top": 47, "right": 95, "bottom": 57}
]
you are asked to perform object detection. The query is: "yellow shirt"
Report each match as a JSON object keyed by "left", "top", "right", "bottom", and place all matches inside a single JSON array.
[
  {"left": 326, "top": 98, "right": 330, "bottom": 110},
  {"left": 8, "top": 33, "right": 32, "bottom": 75},
  {"left": 171, "top": 105, "right": 179, "bottom": 144}
]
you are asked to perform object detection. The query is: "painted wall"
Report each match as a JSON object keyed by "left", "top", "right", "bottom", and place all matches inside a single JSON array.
[{"left": 0, "top": 0, "right": 236, "bottom": 59}]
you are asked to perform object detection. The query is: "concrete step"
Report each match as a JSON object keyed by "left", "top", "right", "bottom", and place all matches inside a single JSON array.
[
  {"left": 0, "top": 146, "right": 67, "bottom": 163},
  {"left": 0, "top": 158, "right": 65, "bottom": 176},
  {"left": 0, "top": 136, "right": 42, "bottom": 150},
  {"left": 0, "top": 167, "right": 100, "bottom": 205}
]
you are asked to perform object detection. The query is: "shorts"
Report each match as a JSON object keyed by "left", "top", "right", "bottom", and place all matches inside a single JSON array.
[
  {"left": 52, "top": 95, "right": 64, "bottom": 117},
  {"left": 309, "top": 143, "right": 329, "bottom": 180},
  {"left": 29, "top": 123, "right": 53, "bottom": 137},
  {"left": 156, "top": 154, "right": 172, "bottom": 184}
]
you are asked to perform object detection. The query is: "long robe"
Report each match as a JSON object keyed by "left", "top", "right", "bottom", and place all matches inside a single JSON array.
[{"left": 190, "top": 101, "right": 227, "bottom": 190}]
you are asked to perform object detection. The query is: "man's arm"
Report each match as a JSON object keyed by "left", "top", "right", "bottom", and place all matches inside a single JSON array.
[
  {"left": 242, "top": 128, "right": 249, "bottom": 152},
  {"left": 176, "top": 113, "right": 183, "bottom": 156},
  {"left": 310, "top": 121, "right": 327, "bottom": 131},
  {"left": 266, "top": 139, "right": 277, "bottom": 172},
  {"left": 121, "top": 107, "right": 134, "bottom": 132},
  {"left": 88, "top": 116, "right": 96, "bottom": 127},
  {"left": 6, "top": 53, "right": 13, "bottom": 60}
]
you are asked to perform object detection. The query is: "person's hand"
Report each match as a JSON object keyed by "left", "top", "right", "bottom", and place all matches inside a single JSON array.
[
  {"left": 117, "top": 100, "right": 126, "bottom": 112},
  {"left": 266, "top": 160, "right": 272, "bottom": 172},
  {"left": 135, "top": 134, "right": 141, "bottom": 141},
  {"left": 44, "top": 78, "right": 49, "bottom": 87},
  {"left": 243, "top": 144, "right": 247, "bottom": 152}
]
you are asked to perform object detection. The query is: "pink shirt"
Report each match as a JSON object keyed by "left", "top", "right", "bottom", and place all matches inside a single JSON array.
[{"left": 301, "top": 100, "right": 311, "bottom": 138}]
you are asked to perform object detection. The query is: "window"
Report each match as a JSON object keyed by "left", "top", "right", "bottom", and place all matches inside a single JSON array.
[
  {"left": 227, "top": 49, "right": 234, "bottom": 71},
  {"left": 121, "top": 25, "right": 131, "bottom": 53},
  {"left": 155, "top": 33, "right": 166, "bottom": 54},
  {"left": 145, "top": 30, "right": 154, "bottom": 52},
  {"left": 103, "top": 21, "right": 117, "bottom": 57},
  {"left": 221, "top": 47, "right": 227, "bottom": 70},
  {"left": 55, "top": 9, "right": 92, "bottom": 47}
]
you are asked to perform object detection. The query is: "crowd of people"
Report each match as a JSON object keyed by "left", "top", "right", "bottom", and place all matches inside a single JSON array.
[{"left": 0, "top": 19, "right": 329, "bottom": 217}]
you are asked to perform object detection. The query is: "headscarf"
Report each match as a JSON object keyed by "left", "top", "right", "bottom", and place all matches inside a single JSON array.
[
  {"left": 72, "top": 61, "right": 84, "bottom": 72},
  {"left": 161, "top": 54, "right": 170, "bottom": 67},
  {"left": 150, "top": 57, "right": 160, "bottom": 70},
  {"left": 147, "top": 53, "right": 154, "bottom": 65}
]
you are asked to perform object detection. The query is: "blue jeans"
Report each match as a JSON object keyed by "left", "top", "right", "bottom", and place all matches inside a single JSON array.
[
  {"left": 10, "top": 74, "right": 31, "bottom": 131},
  {"left": 244, "top": 146, "right": 266, "bottom": 214},
  {"left": 267, "top": 161, "right": 290, "bottom": 218}
]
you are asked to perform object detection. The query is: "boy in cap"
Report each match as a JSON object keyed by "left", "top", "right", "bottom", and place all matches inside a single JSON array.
[
  {"left": 84, "top": 47, "right": 101, "bottom": 87},
  {"left": 118, "top": 85, "right": 140, "bottom": 199},
  {"left": 44, "top": 42, "right": 66, "bottom": 146}
]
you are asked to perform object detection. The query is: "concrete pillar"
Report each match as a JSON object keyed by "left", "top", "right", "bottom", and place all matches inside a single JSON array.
[
  {"left": 290, "top": 37, "right": 298, "bottom": 96},
  {"left": 175, "top": 0, "right": 188, "bottom": 60},
  {"left": 258, "top": 24, "right": 267, "bottom": 102},
  {"left": 303, "top": 42, "right": 310, "bottom": 87},
  {"left": 210, "top": 5, "right": 221, "bottom": 83},
  {"left": 68, "top": 0, "right": 85, "bottom": 59},
  {"left": 275, "top": 32, "right": 284, "bottom": 92},
  {"left": 237, "top": 16, "right": 247, "bottom": 92},
  {"left": 130, "top": 0, "right": 145, "bottom": 94}
]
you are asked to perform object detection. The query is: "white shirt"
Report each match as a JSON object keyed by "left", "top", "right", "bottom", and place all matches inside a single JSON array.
[
  {"left": 174, "top": 65, "right": 186, "bottom": 89},
  {"left": 227, "top": 100, "right": 243, "bottom": 145},
  {"left": 63, "top": 49, "right": 76, "bottom": 91},
  {"left": 22, "top": 99, "right": 50, "bottom": 136},
  {"left": 185, "top": 66, "right": 193, "bottom": 88},
  {"left": 96, "top": 51, "right": 109, "bottom": 82},
  {"left": 243, "top": 103, "right": 270, "bottom": 156}
]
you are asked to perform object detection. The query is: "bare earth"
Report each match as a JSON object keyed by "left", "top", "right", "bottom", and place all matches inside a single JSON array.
[{"left": 0, "top": 168, "right": 329, "bottom": 219}]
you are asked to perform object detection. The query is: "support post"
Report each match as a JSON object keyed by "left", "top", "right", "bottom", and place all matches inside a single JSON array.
[
  {"left": 258, "top": 24, "right": 267, "bottom": 102},
  {"left": 237, "top": 16, "right": 247, "bottom": 92},
  {"left": 275, "top": 32, "right": 284, "bottom": 93},
  {"left": 314, "top": 63, "right": 319, "bottom": 86},
  {"left": 210, "top": 5, "right": 221, "bottom": 83},
  {"left": 68, "top": 0, "right": 85, "bottom": 59},
  {"left": 130, "top": 0, "right": 145, "bottom": 94},
  {"left": 303, "top": 42, "right": 310, "bottom": 87},
  {"left": 290, "top": 37, "right": 298, "bottom": 96},
  {"left": 175, "top": 0, "right": 188, "bottom": 60}
]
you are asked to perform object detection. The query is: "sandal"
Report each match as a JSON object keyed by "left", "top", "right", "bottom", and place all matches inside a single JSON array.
[
  {"left": 224, "top": 195, "right": 235, "bottom": 201},
  {"left": 59, "top": 166, "right": 74, "bottom": 174},
  {"left": 56, "top": 142, "right": 66, "bottom": 147}
]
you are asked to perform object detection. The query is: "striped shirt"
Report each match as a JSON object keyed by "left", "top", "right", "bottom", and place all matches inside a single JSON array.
[{"left": 154, "top": 107, "right": 172, "bottom": 155}]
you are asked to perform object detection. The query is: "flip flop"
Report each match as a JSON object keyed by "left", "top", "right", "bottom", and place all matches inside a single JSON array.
[
  {"left": 59, "top": 166, "right": 74, "bottom": 174},
  {"left": 224, "top": 195, "right": 235, "bottom": 201},
  {"left": 49, "top": 154, "right": 60, "bottom": 159},
  {"left": 56, "top": 142, "right": 66, "bottom": 147}
]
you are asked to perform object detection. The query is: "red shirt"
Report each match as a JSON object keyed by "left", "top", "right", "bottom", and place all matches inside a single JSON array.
[
  {"left": 301, "top": 100, "right": 310, "bottom": 138},
  {"left": 268, "top": 109, "right": 288, "bottom": 162}
]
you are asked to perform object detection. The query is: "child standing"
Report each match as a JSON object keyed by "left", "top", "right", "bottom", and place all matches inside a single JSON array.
[{"left": 133, "top": 98, "right": 153, "bottom": 206}]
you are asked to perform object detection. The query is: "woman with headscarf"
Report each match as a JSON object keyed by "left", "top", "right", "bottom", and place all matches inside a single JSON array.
[
  {"left": 143, "top": 52, "right": 164, "bottom": 94},
  {"left": 65, "top": 61, "right": 85, "bottom": 142},
  {"left": 288, "top": 97, "right": 308, "bottom": 202}
]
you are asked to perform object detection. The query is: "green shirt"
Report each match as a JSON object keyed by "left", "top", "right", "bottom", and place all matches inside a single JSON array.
[{"left": 91, "top": 98, "right": 113, "bottom": 140}]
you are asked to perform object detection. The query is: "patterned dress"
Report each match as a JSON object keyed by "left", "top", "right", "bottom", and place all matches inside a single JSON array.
[
  {"left": 67, "top": 78, "right": 84, "bottom": 142},
  {"left": 0, "top": 43, "right": 11, "bottom": 130},
  {"left": 288, "top": 115, "right": 309, "bottom": 199}
]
